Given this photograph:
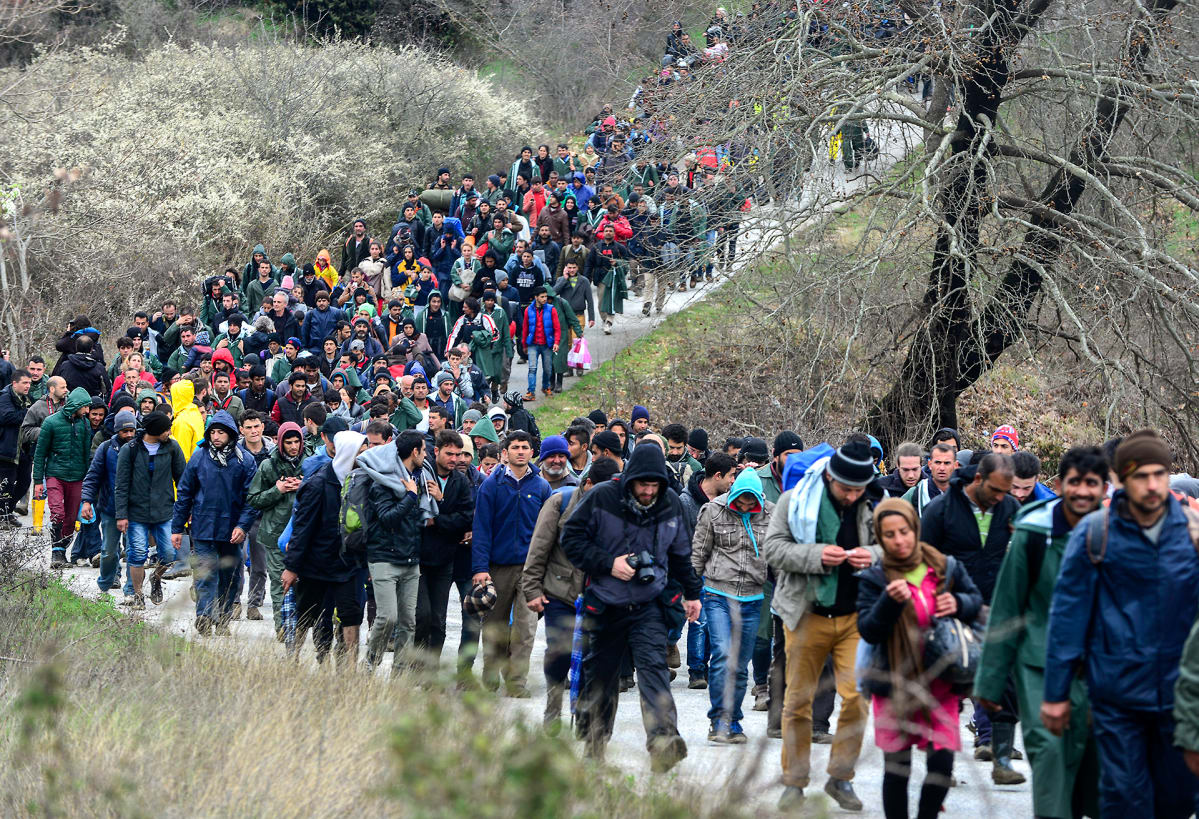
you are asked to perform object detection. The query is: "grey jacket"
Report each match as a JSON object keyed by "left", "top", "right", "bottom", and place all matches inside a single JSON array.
[
  {"left": 762, "top": 487, "right": 882, "bottom": 631},
  {"left": 692, "top": 492, "right": 774, "bottom": 599},
  {"left": 19, "top": 395, "right": 61, "bottom": 450},
  {"left": 521, "top": 487, "right": 586, "bottom": 606}
]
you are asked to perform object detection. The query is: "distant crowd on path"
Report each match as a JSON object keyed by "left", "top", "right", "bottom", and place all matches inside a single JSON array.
[{"left": 7, "top": 16, "right": 1199, "bottom": 817}]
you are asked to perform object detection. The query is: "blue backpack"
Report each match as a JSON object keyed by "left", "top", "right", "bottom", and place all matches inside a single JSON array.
[{"left": 781, "top": 443, "right": 835, "bottom": 492}]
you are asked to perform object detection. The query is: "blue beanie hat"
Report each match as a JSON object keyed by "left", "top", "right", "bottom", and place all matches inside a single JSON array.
[
  {"left": 539, "top": 435, "right": 569, "bottom": 460},
  {"left": 631, "top": 405, "right": 650, "bottom": 424}
]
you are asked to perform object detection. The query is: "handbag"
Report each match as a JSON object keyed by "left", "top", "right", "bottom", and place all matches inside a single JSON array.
[
  {"left": 449, "top": 267, "right": 474, "bottom": 302},
  {"left": 922, "top": 557, "right": 981, "bottom": 694}
]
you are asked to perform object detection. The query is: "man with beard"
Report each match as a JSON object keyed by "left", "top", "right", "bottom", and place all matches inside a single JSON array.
[{"left": 536, "top": 435, "right": 576, "bottom": 490}]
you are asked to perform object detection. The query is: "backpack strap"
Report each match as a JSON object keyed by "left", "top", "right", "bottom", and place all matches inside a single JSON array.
[{"left": 1085, "top": 508, "right": 1110, "bottom": 566}]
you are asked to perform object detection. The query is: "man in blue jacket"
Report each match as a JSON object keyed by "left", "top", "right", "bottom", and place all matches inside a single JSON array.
[
  {"left": 1044, "top": 430, "right": 1199, "bottom": 818},
  {"left": 80, "top": 410, "right": 137, "bottom": 599},
  {"left": 301, "top": 290, "right": 345, "bottom": 355},
  {"left": 471, "top": 430, "right": 551, "bottom": 695},
  {"left": 561, "top": 443, "right": 702, "bottom": 773},
  {"left": 171, "top": 410, "right": 258, "bottom": 635}
]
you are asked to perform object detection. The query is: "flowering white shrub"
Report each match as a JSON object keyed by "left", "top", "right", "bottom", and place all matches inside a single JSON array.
[{"left": 0, "top": 39, "right": 541, "bottom": 356}]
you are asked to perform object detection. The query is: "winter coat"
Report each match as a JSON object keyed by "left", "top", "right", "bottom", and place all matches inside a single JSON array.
[
  {"left": 244, "top": 275, "right": 278, "bottom": 313},
  {"left": 80, "top": 435, "right": 125, "bottom": 518},
  {"left": 342, "top": 233, "right": 371, "bottom": 273},
  {"left": 19, "top": 394, "right": 62, "bottom": 451},
  {"left": 32, "top": 387, "right": 93, "bottom": 484},
  {"left": 557, "top": 243, "right": 589, "bottom": 277},
  {"left": 271, "top": 389, "right": 315, "bottom": 427},
  {"left": 522, "top": 486, "right": 587, "bottom": 606},
  {"left": 537, "top": 205, "right": 571, "bottom": 245},
  {"left": 551, "top": 296, "right": 584, "bottom": 374},
  {"left": 246, "top": 439, "right": 304, "bottom": 549},
  {"left": 302, "top": 305, "right": 346, "bottom": 354},
  {"left": 561, "top": 445, "right": 702, "bottom": 606},
  {"left": 1046, "top": 492, "right": 1199, "bottom": 712},
  {"left": 419, "top": 461, "right": 474, "bottom": 566},
  {"left": 0, "top": 385, "right": 32, "bottom": 463},
  {"left": 919, "top": 469, "right": 1020, "bottom": 602},
  {"left": 471, "top": 463, "right": 552, "bottom": 573},
  {"left": 169, "top": 380, "right": 205, "bottom": 461},
  {"left": 285, "top": 461, "right": 358, "bottom": 581},
  {"left": 901, "top": 477, "right": 944, "bottom": 517},
  {"left": 762, "top": 484, "right": 881, "bottom": 632},
  {"left": 112, "top": 431, "right": 187, "bottom": 524},
  {"left": 170, "top": 411, "right": 257, "bottom": 541},
  {"left": 58, "top": 352, "right": 109, "bottom": 397},
  {"left": 208, "top": 391, "right": 244, "bottom": 424},
  {"left": 522, "top": 302, "right": 561, "bottom": 348},
  {"left": 530, "top": 239, "right": 561, "bottom": 279},
  {"left": 691, "top": 469, "right": 774, "bottom": 599},
  {"left": 356, "top": 443, "right": 423, "bottom": 566}
]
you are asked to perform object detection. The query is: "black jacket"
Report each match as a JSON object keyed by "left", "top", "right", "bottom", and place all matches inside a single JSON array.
[
  {"left": 561, "top": 445, "right": 702, "bottom": 606},
  {"left": 420, "top": 460, "right": 474, "bottom": 566},
  {"left": 115, "top": 433, "right": 187, "bottom": 523},
  {"left": 342, "top": 234, "right": 371, "bottom": 273},
  {"left": 0, "top": 385, "right": 31, "bottom": 463},
  {"left": 919, "top": 469, "right": 1019, "bottom": 602},
  {"left": 57, "top": 352, "right": 109, "bottom": 397},
  {"left": 285, "top": 462, "right": 358, "bottom": 581},
  {"left": 854, "top": 557, "right": 983, "bottom": 697},
  {"left": 367, "top": 479, "right": 422, "bottom": 566}
]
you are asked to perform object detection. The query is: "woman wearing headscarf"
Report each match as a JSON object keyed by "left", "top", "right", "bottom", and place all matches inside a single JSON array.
[{"left": 855, "top": 498, "right": 982, "bottom": 819}]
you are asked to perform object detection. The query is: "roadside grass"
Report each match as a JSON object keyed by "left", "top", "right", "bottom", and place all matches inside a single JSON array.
[{"left": 0, "top": 574, "right": 747, "bottom": 818}]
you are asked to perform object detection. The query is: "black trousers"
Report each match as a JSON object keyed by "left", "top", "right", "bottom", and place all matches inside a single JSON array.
[
  {"left": 0, "top": 452, "right": 32, "bottom": 520},
  {"left": 415, "top": 561, "right": 455, "bottom": 657},
  {"left": 579, "top": 598, "right": 680, "bottom": 752}
]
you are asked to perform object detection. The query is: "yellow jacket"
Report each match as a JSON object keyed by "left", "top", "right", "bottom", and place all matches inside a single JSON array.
[
  {"left": 170, "top": 380, "right": 205, "bottom": 460},
  {"left": 314, "top": 249, "right": 339, "bottom": 291}
]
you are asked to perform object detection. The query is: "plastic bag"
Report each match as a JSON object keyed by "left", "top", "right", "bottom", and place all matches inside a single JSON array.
[{"left": 567, "top": 337, "right": 592, "bottom": 370}]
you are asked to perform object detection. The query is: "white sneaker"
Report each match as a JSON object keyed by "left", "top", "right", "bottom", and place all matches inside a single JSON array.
[
  {"left": 119, "top": 595, "right": 136, "bottom": 607},
  {"left": 603, "top": 321, "right": 612, "bottom": 335}
]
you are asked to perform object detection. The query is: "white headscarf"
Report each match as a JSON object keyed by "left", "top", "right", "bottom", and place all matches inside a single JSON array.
[{"left": 331, "top": 430, "right": 367, "bottom": 483}]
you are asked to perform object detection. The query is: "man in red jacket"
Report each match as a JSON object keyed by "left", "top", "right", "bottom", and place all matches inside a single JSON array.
[
  {"left": 596, "top": 203, "right": 633, "bottom": 242},
  {"left": 521, "top": 287, "right": 560, "bottom": 400}
]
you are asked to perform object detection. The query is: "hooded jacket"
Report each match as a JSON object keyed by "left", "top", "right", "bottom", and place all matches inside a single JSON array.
[
  {"left": 32, "top": 387, "right": 93, "bottom": 484},
  {"left": 419, "top": 454, "right": 474, "bottom": 566},
  {"left": 245, "top": 422, "right": 305, "bottom": 548},
  {"left": 113, "top": 430, "right": 187, "bottom": 523},
  {"left": 241, "top": 244, "right": 277, "bottom": 290},
  {"left": 170, "top": 411, "right": 258, "bottom": 541},
  {"left": 692, "top": 467, "right": 774, "bottom": 599},
  {"left": 80, "top": 433, "right": 128, "bottom": 518},
  {"left": 169, "top": 380, "right": 205, "bottom": 460},
  {"left": 560, "top": 444, "right": 702, "bottom": 606},
  {"left": 522, "top": 484, "right": 589, "bottom": 606},
  {"left": 471, "top": 461, "right": 552, "bottom": 573},
  {"left": 58, "top": 351, "right": 109, "bottom": 398}
]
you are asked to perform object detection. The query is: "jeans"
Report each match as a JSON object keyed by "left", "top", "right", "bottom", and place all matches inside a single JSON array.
[
  {"left": 544, "top": 597, "right": 576, "bottom": 688},
  {"left": 415, "top": 561, "right": 455, "bottom": 661},
  {"left": 96, "top": 514, "right": 123, "bottom": 592},
  {"left": 238, "top": 519, "right": 266, "bottom": 608},
  {"left": 704, "top": 593, "right": 761, "bottom": 723},
  {"left": 125, "top": 520, "right": 174, "bottom": 568},
  {"left": 192, "top": 539, "right": 240, "bottom": 621},
  {"left": 526, "top": 344, "right": 552, "bottom": 392},
  {"left": 687, "top": 594, "right": 708, "bottom": 673},
  {"left": 366, "top": 561, "right": 421, "bottom": 671}
]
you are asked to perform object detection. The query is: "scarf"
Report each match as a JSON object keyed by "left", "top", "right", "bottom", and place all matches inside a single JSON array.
[
  {"left": 786, "top": 457, "right": 843, "bottom": 605},
  {"left": 874, "top": 497, "right": 948, "bottom": 720},
  {"left": 208, "top": 439, "right": 237, "bottom": 468}
]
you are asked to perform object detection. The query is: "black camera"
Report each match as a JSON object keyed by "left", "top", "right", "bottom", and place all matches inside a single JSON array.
[{"left": 625, "top": 550, "right": 657, "bottom": 584}]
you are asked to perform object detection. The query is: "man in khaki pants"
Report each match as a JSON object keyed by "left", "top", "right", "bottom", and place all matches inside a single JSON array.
[{"left": 763, "top": 439, "right": 882, "bottom": 812}]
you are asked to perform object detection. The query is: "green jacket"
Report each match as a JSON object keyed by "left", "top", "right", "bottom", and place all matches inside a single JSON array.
[
  {"left": 213, "top": 332, "right": 245, "bottom": 367},
  {"left": 32, "top": 387, "right": 93, "bottom": 484},
  {"left": 390, "top": 397, "right": 423, "bottom": 432},
  {"left": 756, "top": 463, "right": 785, "bottom": 504},
  {"left": 268, "top": 354, "right": 293, "bottom": 385},
  {"left": 1176, "top": 614, "right": 1199, "bottom": 751},
  {"left": 244, "top": 276, "right": 278, "bottom": 313},
  {"left": 975, "top": 497, "right": 1098, "bottom": 819},
  {"left": 477, "top": 306, "right": 511, "bottom": 382},
  {"left": 551, "top": 296, "right": 584, "bottom": 374},
  {"left": 246, "top": 448, "right": 304, "bottom": 548},
  {"left": 28, "top": 376, "right": 48, "bottom": 402}
]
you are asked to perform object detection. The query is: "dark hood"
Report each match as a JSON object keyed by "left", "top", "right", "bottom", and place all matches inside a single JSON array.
[
  {"left": 620, "top": 444, "right": 671, "bottom": 502},
  {"left": 67, "top": 351, "right": 99, "bottom": 369}
]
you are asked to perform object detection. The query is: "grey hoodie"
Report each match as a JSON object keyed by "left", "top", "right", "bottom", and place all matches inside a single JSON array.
[{"left": 356, "top": 442, "right": 439, "bottom": 523}]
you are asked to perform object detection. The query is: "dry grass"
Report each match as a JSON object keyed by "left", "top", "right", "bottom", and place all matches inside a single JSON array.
[{"left": 0, "top": 570, "right": 744, "bottom": 819}]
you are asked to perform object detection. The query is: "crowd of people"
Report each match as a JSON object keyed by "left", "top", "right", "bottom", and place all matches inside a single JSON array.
[{"left": 5, "top": 47, "right": 1199, "bottom": 814}]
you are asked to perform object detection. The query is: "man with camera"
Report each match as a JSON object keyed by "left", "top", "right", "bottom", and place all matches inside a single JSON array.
[{"left": 561, "top": 443, "right": 702, "bottom": 773}]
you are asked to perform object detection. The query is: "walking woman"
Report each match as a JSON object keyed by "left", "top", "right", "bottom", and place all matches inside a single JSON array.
[{"left": 856, "top": 498, "right": 982, "bottom": 819}]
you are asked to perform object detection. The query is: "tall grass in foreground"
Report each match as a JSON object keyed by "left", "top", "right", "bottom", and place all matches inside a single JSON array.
[{"left": 0, "top": 574, "right": 749, "bottom": 818}]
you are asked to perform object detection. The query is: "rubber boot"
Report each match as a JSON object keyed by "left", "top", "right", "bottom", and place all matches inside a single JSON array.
[{"left": 991, "top": 723, "right": 1027, "bottom": 785}]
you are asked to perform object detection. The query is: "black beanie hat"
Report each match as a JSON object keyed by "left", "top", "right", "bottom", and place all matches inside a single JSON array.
[
  {"left": 739, "top": 437, "right": 769, "bottom": 463},
  {"left": 827, "top": 440, "right": 875, "bottom": 487},
  {"left": 773, "top": 430, "right": 805, "bottom": 457},
  {"left": 143, "top": 411, "right": 171, "bottom": 436},
  {"left": 592, "top": 430, "right": 621, "bottom": 454},
  {"left": 588, "top": 409, "right": 608, "bottom": 427},
  {"left": 688, "top": 427, "right": 709, "bottom": 451}
]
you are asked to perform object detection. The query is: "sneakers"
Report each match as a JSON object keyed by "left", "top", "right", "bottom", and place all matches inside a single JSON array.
[
  {"left": 642, "top": 303, "right": 651, "bottom": 316},
  {"left": 709, "top": 720, "right": 747, "bottom": 744},
  {"left": 603, "top": 320, "right": 612, "bottom": 335},
  {"left": 823, "top": 778, "right": 863, "bottom": 812},
  {"left": 973, "top": 743, "right": 993, "bottom": 761},
  {"left": 687, "top": 670, "right": 708, "bottom": 689},
  {"left": 649, "top": 734, "right": 687, "bottom": 774},
  {"left": 163, "top": 566, "right": 191, "bottom": 580},
  {"left": 73, "top": 557, "right": 90, "bottom": 567},
  {"left": 524, "top": 392, "right": 536, "bottom": 401},
  {"left": 767, "top": 726, "right": 782, "bottom": 739},
  {"left": 89, "top": 553, "right": 102, "bottom": 568},
  {"left": 120, "top": 594, "right": 136, "bottom": 607},
  {"left": 247, "top": 606, "right": 263, "bottom": 621},
  {"left": 812, "top": 730, "right": 833, "bottom": 745},
  {"left": 752, "top": 683, "right": 768, "bottom": 711},
  {"left": 778, "top": 786, "right": 805, "bottom": 811},
  {"left": 542, "top": 388, "right": 553, "bottom": 398}
]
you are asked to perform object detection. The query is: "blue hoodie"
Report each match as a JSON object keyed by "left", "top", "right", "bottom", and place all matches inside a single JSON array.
[{"left": 171, "top": 410, "right": 258, "bottom": 540}]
